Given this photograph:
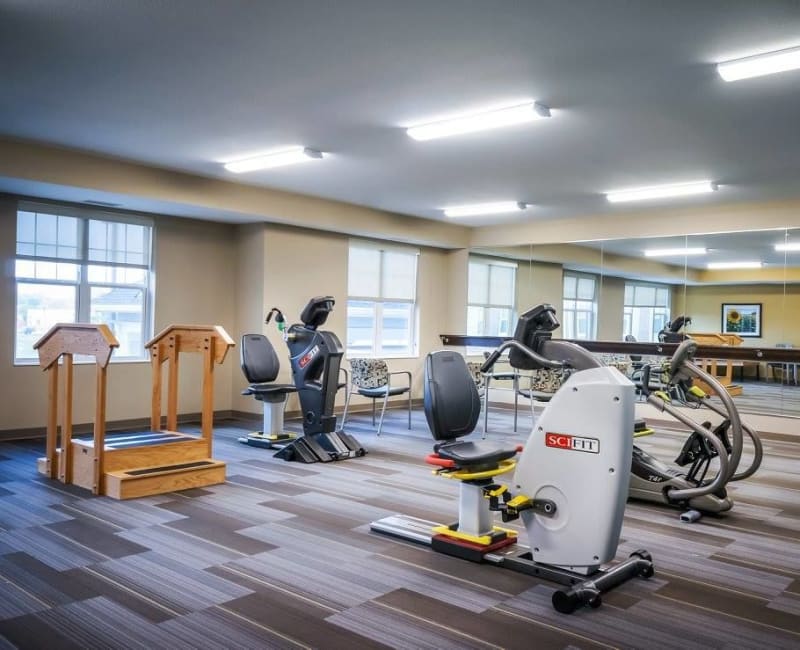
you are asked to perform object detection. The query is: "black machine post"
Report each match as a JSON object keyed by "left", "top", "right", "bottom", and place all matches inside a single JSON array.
[{"left": 272, "top": 296, "right": 366, "bottom": 463}]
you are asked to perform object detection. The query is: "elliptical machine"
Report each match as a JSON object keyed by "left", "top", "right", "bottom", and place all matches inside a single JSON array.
[
  {"left": 658, "top": 315, "right": 692, "bottom": 343},
  {"left": 240, "top": 296, "right": 366, "bottom": 463},
  {"left": 630, "top": 340, "right": 763, "bottom": 521},
  {"left": 372, "top": 304, "right": 654, "bottom": 614}
]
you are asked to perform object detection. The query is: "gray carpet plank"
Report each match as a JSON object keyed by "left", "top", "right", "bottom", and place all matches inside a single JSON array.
[
  {"left": 0, "top": 411, "right": 798, "bottom": 648},
  {"left": 91, "top": 551, "right": 253, "bottom": 614}
]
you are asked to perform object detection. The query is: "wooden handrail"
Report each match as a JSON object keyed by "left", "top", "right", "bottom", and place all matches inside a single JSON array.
[
  {"left": 34, "top": 322, "right": 119, "bottom": 369},
  {"left": 147, "top": 325, "right": 235, "bottom": 454},
  {"left": 33, "top": 323, "right": 119, "bottom": 494},
  {"left": 438, "top": 334, "right": 800, "bottom": 363}
]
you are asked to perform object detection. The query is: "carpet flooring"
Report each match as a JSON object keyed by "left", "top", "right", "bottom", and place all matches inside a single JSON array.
[{"left": 0, "top": 406, "right": 798, "bottom": 649}]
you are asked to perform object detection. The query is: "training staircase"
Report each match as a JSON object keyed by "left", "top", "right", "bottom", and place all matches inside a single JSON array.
[{"left": 34, "top": 323, "right": 233, "bottom": 499}]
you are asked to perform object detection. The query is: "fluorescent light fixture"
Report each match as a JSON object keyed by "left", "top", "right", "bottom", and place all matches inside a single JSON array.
[
  {"left": 606, "top": 180, "right": 718, "bottom": 203},
  {"left": 223, "top": 147, "right": 323, "bottom": 173},
  {"left": 407, "top": 102, "right": 550, "bottom": 141},
  {"left": 775, "top": 242, "right": 800, "bottom": 252},
  {"left": 718, "top": 46, "right": 800, "bottom": 82},
  {"left": 443, "top": 201, "right": 528, "bottom": 218},
  {"left": 644, "top": 247, "right": 707, "bottom": 257},
  {"left": 707, "top": 261, "right": 762, "bottom": 270}
]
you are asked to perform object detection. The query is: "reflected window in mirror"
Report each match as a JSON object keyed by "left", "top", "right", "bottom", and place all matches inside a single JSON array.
[
  {"left": 563, "top": 271, "right": 598, "bottom": 339},
  {"left": 623, "top": 281, "right": 672, "bottom": 342},
  {"left": 467, "top": 258, "right": 517, "bottom": 353}
]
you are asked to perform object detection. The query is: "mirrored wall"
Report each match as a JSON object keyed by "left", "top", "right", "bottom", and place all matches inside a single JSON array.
[{"left": 472, "top": 226, "right": 800, "bottom": 418}]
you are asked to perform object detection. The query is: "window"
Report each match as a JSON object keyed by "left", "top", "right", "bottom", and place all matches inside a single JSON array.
[
  {"left": 467, "top": 258, "right": 516, "bottom": 339},
  {"left": 623, "top": 282, "right": 671, "bottom": 342},
  {"left": 346, "top": 241, "right": 418, "bottom": 357},
  {"left": 562, "top": 272, "right": 598, "bottom": 340},
  {"left": 14, "top": 204, "right": 154, "bottom": 362}
]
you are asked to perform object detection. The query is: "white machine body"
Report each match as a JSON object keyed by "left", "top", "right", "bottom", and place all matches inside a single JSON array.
[{"left": 515, "top": 366, "right": 634, "bottom": 572}]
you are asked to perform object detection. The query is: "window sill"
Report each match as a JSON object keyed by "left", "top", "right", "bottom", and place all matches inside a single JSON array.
[{"left": 14, "top": 358, "right": 151, "bottom": 367}]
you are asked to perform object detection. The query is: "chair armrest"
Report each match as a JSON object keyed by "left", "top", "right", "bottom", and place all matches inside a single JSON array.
[
  {"left": 388, "top": 370, "right": 412, "bottom": 389},
  {"left": 339, "top": 366, "right": 349, "bottom": 387}
]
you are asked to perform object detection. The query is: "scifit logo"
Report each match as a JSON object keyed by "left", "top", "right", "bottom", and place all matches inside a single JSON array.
[
  {"left": 298, "top": 345, "right": 320, "bottom": 369},
  {"left": 545, "top": 433, "right": 600, "bottom": 454}
]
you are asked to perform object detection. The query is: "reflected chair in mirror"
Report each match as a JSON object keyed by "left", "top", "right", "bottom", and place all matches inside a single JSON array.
[
  {"left": 767, "top": 343, "right": 798, "bottom": 386},
  {"left": 341, "top": 358, "right": 412, "bottom": 436},
  {"left": 515, "top": 367, "right": 572, "bottom": 428},
  {"left": 625, "top": 335, "right": 645, "bottom": 373},
  {"left": 481, "top": 351, "right": 520, "bottom": 436}
]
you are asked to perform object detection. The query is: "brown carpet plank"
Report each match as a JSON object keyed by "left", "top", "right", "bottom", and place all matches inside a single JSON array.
[
  {"left": 376, "top": 588, "right": 610, "bottom": 650},
  {"left": 654, "top": 575, "right": 800, "bottom": 635},
  {"left": 221, "top": 589, "right": 391, "bottom": 650}
]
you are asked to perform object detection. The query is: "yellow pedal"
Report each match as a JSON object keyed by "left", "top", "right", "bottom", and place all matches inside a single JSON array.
[{"left": 432, "top": 524, "right": 518, "bottom": 546}]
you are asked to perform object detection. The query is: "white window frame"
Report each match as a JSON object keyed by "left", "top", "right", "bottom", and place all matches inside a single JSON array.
[
  {"left": 623, "top": 281, "right": 672, "bottom": 342},
  {"left": 14, "top": 202, "right": 155, "bottom": 364},
  {"left": 562, "top": 271, "right": 598, "bottom": 340},
  {"left": 346, "top": 240, "right": 419, "bottom": 358},
  {"left": 467, "top": 257, "right": 517, "bottom": 353}
]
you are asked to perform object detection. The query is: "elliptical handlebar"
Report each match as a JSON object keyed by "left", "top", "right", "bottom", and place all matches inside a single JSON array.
[
  {"left": 480, "top": 339, "right": 564, "bottom": 375},
  {"left": 644, "top": 340, "right": 754, "bottom": 502}
]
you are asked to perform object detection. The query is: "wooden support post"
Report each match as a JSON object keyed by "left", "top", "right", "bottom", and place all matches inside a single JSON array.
[
  {"left": 94, "top": 363, "right": 108, "bottom": 496},
  {"left": 46, "top": 364, "right": 59, "bottom": 480},
  {"left": 201, "top": 337, "right": 215, "bottom": 457},
  {"left": 151, "top": 346, "right": 162, "bottom": 431},
  {"left": 167, "top": 334, "right": 179, "bottom": 432},
  {"left": 59, "top": 353, "right": 74, "bottom": 483}
]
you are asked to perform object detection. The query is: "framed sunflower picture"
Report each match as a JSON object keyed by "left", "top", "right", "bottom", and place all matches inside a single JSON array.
[{"left": 721, "top": 303, "right": 762, "bottom": 337}]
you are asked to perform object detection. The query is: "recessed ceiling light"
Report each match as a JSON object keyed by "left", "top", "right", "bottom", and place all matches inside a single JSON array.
[
  {"left": 707, "top": 261, "right": 762, "bottom": 270},
  {"left": 443, "top": 201, "right": 528, "bottom": 218},
  {"left": 775, "top": 242, "right": 800, "bottom": 252},
  {"left": 605, "top": 180, "right": 718, "bottom": 203},
  {"left": 644, "top": 247, "right": 707, "bottom": 257},
  {"left": 718, "top": 46, "right": 800, "bottom": 82},
  {"left": 407, "top": 102, "right": 551, "bottom": 141},
  {"left": 223, "top": 146, "right": 323, "bottom": 173}
]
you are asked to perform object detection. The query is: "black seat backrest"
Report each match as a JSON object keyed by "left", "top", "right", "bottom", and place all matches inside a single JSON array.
[
  {"left": 240, "top": 334, "right": 281, "bottom": 384},
  {"left": 299, "top": 296, "right": 334, "bottom": 330},
  {"left": 424, "top": 351, "right": 480, "bottom": 442}
]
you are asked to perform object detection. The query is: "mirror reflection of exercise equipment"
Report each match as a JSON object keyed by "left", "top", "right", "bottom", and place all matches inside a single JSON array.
[{"left": 35, "top": 323, "right": 233, "bottom": 499}]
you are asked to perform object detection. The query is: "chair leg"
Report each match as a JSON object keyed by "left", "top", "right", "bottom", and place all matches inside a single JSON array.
[
  {"left": 407, "top": 389, "right": 412, "bottom": 429},
  {"left": 372, "top": 398, "right": 376, "bottom": 425},
  {"left": 483, "top": 375, "right": 491, "bottom": 439},
  {"left": 513, "top": 374, "right": 519, "bottom": 433},
  {"left": 340, "top": 389, "right": 352, "bottom": 430},
  {"left": 377, "top": 390, "right": 390, "bottom": 436}
]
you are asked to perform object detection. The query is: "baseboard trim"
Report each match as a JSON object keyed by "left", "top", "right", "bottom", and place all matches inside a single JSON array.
[{"left": 0, "top": 410, "right": 237, "bottom": 442}]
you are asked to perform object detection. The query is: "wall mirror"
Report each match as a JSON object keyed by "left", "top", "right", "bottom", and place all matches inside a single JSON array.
[{"left": 471, "top": 226, "right": 799, "bottom": 419}]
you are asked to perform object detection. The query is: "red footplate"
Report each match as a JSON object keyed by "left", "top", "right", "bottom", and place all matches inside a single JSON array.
[{"left": 432, "top": 533, "right": 517, "bottom": 563}]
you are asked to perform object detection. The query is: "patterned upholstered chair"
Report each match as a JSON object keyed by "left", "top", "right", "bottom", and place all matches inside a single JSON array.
[
  {"left": 515, "top": 366, "right": 573, "bottom": 423},
  {"left": 340, "top": 358, "right": 412, "bottom": 436}
]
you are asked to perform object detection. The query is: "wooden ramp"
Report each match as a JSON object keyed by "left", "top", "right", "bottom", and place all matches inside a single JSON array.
[{"left": 33, "top": 323, "right": 233, "bottom": 499}]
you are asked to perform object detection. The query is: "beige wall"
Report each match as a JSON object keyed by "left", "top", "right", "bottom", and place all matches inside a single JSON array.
[
  {"left": 230, "top": 225, "right": 453, "bottom": 417},
  {"left": 598, "top": 276, "right": 625, "bottom": 340},
  {"left": 684, "top": 283, "right": 800, "bottom": 347},
  {"left": 0, "top": 197, "right": 237, "bottom": 432}
]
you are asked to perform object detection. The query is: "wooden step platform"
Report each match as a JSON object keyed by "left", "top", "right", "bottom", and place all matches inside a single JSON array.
[
  {"left": 38, "top": 431, "right": 226, "bottom": 499},
  {"left": 104, "top": 457, "right": 226, "bottom": 499}
]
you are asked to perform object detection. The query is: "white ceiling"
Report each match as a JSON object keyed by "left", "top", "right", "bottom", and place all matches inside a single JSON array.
[{"left": 2, "top": 1, "right": 800, "bottom": 227}]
